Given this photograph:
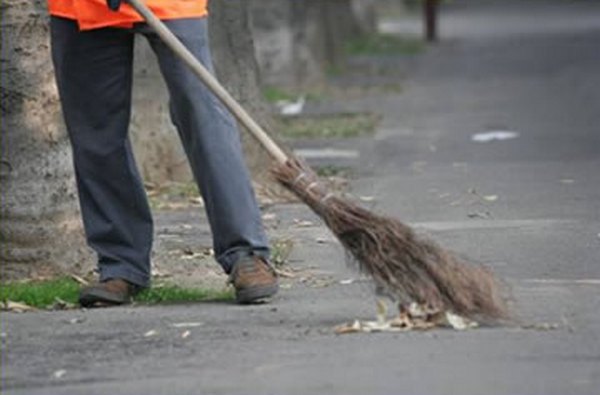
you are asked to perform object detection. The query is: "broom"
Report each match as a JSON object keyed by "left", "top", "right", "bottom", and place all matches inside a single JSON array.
[{"left": 128, "top": 0, "right": 508, "bottom": 321}]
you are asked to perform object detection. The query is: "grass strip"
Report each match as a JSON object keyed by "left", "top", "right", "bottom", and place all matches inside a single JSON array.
[
  {"left": 1, "top": 277, "right": 233, "bottom": 309},
  {"left": 279, "top": 113, "right": 379, "bottom": 139}
]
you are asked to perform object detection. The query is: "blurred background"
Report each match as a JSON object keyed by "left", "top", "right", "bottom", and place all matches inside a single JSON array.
[{"left": 2, "top": 0, "right": 599, "bottom": 285}]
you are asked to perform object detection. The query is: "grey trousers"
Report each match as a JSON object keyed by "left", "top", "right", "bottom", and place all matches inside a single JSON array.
[{"left": 50, "top": 16, "right": 269, "bottom": 287}]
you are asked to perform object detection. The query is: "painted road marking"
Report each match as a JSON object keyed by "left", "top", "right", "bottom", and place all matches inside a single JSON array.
[
  {"left": 521, "top": 279, "right": 600, "bottom": 286},
  {"left": 412, "top": 218, "right": 573, "bottom": 232},
  {"left": 293, "top": 148, "right": 360, "bottom": 159}
]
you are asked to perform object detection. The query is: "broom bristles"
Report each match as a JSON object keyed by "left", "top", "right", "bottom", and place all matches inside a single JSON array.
[{"left": 272, "top": 157, "right": 508, "bottom": 321}]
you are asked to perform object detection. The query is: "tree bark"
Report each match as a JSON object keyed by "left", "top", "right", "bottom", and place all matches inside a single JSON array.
[
  {"left": 249, "top": 0, "right": 326, "bottom": 89},
  {"left": 208, "top": 0, "right": 279, "bottom": 184},
  {"left": 0, "top": 0, "right": 92, "bottom": 280},
  {"left": 423, "top": 0, "right": 439, "bottom": 42}
]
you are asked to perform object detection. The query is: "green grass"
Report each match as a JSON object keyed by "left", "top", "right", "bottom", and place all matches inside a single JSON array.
[
  {"left": 315, "top": 165, "right": 352, "bottom": 178},
  {"left": 279, "top": 113, "right": 379, "bottom": 139},
  {"left": 344, "top": 34, "right": 424, "bottom": 56},
  {"left": 263, "top": 86, "right": 297, "bottom": 103},
  {"left": 263, "top": 86, "right": 327, "bottom": 104},
  {"left": 0, "top": 278, "right": 80, "bottom": 308},
  {"left": 1, "top": 278, "right": 234, "bottom": 309}
]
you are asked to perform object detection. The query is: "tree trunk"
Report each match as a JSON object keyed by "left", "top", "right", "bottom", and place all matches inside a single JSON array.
[
  {"left": 249, "top": 0, "right": 376, "bottom": 89},
  {"left": 249, "top": 0, "right": 327, "bottom": 89},
  {"left": 0, "top": 0, "right": 92, "bottom": 280},
  {"left": 423, "top": 0, "right": 439, "bottom": 42},
  {"left": 351, "top": 0, "right": 378, "bottom": 35},
  {"left": 208, "top": 0, "right": 279, "bottom": 184},
  {"left": 319, "top": 0, "right": 363, "bottom": 70}
]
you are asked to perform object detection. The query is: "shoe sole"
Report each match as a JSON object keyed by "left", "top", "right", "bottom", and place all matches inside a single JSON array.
[
  {"left": 235, "top": 283, "right": 279, "bottom": 304},
  {"left": 79, "top": 289, "right": 131, "bottom": 308}
]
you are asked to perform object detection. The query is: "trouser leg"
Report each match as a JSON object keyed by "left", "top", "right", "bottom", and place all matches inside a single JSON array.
[
  {"left": 141, "top": 18, "right": 269, "bottom": 273},
  {"left": 50, "top": 17, "right": 152, "bottom": 287}
]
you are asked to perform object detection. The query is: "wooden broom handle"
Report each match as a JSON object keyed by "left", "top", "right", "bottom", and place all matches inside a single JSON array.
[{"left": 127, "top": 0, "right": 289, "bottom": 164}]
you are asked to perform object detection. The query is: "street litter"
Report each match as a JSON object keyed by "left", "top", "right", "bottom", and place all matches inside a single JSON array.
[
  {"left": 144, "top": 330, "right": 158, "bottom": 337},
  {"left": 69, "top": 273, "right": 90, "bottom": 285},
  {"left": 52, "top": 297, "right": 77, "bottom": 310},
  {"left": 261, "top": 213, "right": 277, "bottom": 221},
  {"left": 471, "top": 130, "right": 519, "bottom": 142},
  {"left": 2, "top": 300, "right": 36, "bottom": 313},
  {"left": 293, "top": 219, "right": 315, "bottom": 227},
  {"left": 68, "top": 317, "right": 86, "bottom": 325},
  {"left": 53, "top": 370, "right": 67, "bottom": 379},
  {"left": 334, "top": 302, "right": 478, "bottom": 334},
  {"left": 467, "top": 211, "right": 492, "bottom": 219},
  {"left": 276, "top": 96, "right": 305, "bottom": 116},
  {"left": 171, "top": 322, "right": 203, "bottom": 328},
  {"left": 181, "top": 330, "right": 191, "bottom": 339},
  {"left": 359, "top": 195, "right": 376, "bottom": 202},
  {"left": 274, "top": 268, "right": 297, "bottom": 278}
]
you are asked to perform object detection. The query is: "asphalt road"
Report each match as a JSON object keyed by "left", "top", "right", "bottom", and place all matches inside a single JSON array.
[{"left": 3, "top": 1, "right": 600, "bottom": 394}]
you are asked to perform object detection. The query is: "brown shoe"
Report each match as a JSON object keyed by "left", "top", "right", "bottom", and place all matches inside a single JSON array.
[
  {"left": 229, "top": 256, "right": 278, "bottom": 304},
  {"left": 79, "top": 278, "right": 141, "bottom": 308}
]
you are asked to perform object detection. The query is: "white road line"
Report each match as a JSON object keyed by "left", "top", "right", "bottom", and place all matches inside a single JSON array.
[
  {"left": 411, "top": 219, "right": 573, "bottom": 232},
  {"left": 521, "top": 279, "right": 600, "bottom": 286},
  {"left": 293, "top": 148, "right": 360, "bottom": 159}
]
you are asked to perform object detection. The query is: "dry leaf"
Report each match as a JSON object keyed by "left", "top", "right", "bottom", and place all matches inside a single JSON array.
[
  {"left": 274, "top": 268, "right": 296, "bottom": 278},
  {"left": 467, "top": 211, "right": 492, "bottom": 219},
  {"left": 2, "top": 300, "right": 36, "bottom": 313},
  {"left": 52, "top": 297, "right": 76, "bottom": 310},
  {"left": 180, "top": 252, "right": 205, "bottom": 260},
  {"left": 293, "top": 219, "right": 314, "bottom": 227},
  {"left": 334, "top": 320, "right": 362, "bottom": 334},
  {"left": 188, "top": 197, "right": 204, "bottom": 206},
  {"left": 261, "top": 213, "right": 277, "bottom": 221},
  {"left": 151, "top": 268, "right": 171, "bottom": 278},
  {"left": 68, "top": 317, "right": 86, "bottom": 325},
  {"left": 444, "top": 312, "right": 478, "bottom": 330},
  {"left": 171, "top": 322, "right": 203, "bottom": 328},
  {"left": 335, "top": 305, "right": 478, "bottom": 334},
  {"left": 69, "top": 274, "right": 89, "bottom": 286}
]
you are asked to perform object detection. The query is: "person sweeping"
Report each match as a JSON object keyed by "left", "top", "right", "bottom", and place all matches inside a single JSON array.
[
  {"left": 47, "top": 0, "right": 279, "bottom": 306},
  {"left": 50, "top": 0, "right": 507, "bottom": 321}
]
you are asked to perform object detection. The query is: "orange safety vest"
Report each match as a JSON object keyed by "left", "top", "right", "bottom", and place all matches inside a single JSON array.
[{"left": 48, "top": 0, "right": 208, "bottom": 31}]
